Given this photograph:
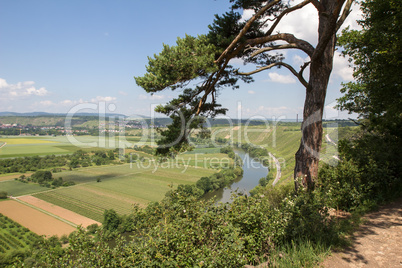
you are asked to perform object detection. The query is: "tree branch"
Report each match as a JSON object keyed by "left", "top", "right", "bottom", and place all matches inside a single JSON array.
[
  {"left": 265, "top": 0, "right": 311, "bottom": 36},
  {"left": 310, "top": 0, "right": 325, "bottom": 12},
  {"left": 196, "top": 59, "right": 230, "bottom": 115},
  {"left": 336, "top": 0, "right": 354, "bottom": 32},
  {"left": 215, "top": 0, "right": 281, "bottom": 64},
  {"left": 236, "top": 61, "right": 309, "bottom": 88},
  {"left": 247, "top": 33, "right": 315, "bottom": 57},
  {"left": 249, "top": 43, "right": 302, "bottom": 58},
  {"left": 311, "top": 0, "right": 346, "bottom": 61}
]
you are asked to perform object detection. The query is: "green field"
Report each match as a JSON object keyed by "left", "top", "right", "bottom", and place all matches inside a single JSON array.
[
  {"left": 0, "top": 135, "right": 154, "bottom": 158},
  {"left": 0, "top": 181, "right": 49, "bottom": 196},
  {"left": 0, "top": 213, "right": 40, "bottom": 256},
  {"left": 34, "top": 163, "right": 217, "bottom": 222}
]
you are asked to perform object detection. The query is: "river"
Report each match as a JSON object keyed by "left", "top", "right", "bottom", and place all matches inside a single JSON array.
[{"left": 202, "top": 149, "right": 269, "bottom": 203}]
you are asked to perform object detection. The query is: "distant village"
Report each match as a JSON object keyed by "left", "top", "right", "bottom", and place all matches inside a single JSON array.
[{"left": 0, "top": 119, "right": 167, "bottom": 136}]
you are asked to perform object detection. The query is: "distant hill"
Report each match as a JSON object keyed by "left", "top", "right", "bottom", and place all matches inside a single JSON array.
[{"left": 0, "top": 111, "right": 127, "bottom": 117}]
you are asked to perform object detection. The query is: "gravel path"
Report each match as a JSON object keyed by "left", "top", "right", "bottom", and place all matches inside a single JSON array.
[
  {"left": 320, "top": 197, "right": 402, "bottom": 267},
  {"left": 269, "top": 152, "right": 281, "bottom": 186}
]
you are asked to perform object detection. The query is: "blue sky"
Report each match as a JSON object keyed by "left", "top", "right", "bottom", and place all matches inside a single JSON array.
[{"left": 0, "top": 0, "right": 361, "bottom": 120}]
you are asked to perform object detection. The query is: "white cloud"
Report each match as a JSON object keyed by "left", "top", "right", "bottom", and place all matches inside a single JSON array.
[
  {"left": 39, "top": 100, "right": 55, "bottom": 106},
  {"left": 240, "top": 9, "right": 254, "bottom": 22},
  {"left": 118, "top": 90, "right": 128, "bottom": 96},
  {"left": 91, "top": 96, "right": 117, "bottom": 102},
  {"left": 332, "top": 51, "right": 354, "bottom": 81},
  {"left": 240, "top": 1, "right": 362, "bottom": 49},
  {"left": 268, "top": 72, "right": 296, "bottom": 84},
  {"left": 270, "top": 2, "right": 319, "bottom": 46},
  {"left": 0, "top": 78, "right": 49, "bottom": 99},
  {"left": 248, "top": 90, "right": 256, "bottom": 94},
  {"left": 293, "top": 55, "right": 307, "bottom": 66}
]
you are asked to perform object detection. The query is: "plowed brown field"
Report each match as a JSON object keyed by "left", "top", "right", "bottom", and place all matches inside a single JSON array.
[
  {"left": 0, "top": 199, "right": 76, "bottom": 237},
  {"left": 18, "top": 195, "right": 100, "bottom": 228}
]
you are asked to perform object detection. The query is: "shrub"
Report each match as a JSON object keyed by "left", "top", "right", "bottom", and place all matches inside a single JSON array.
[{"left": 0, "top": 191, "right": 7, "bottom": 199}]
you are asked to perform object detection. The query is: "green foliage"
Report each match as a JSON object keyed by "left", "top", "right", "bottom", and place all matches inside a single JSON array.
[
  {"left": 317, "top": 135, "right": 402, "bottom": 212},
  {"left": 258, "top": 173, "right": 274, "bottom": 187},
  {"left": 338, "top": 0, "right": 402, "bottom": 138},
  {"left": 0, "top": 213, "right": 40, "bottom": 265},
  {"left": 135, "top": 34, "right": 218, "bottom": 93},
  {"left": 30, "top": 170, "right": 52, "bottom": 184},
  {"left": 103, "top": 209, "right": 122, "bottom": 232},
  {"left": 152, "top": 89, "right": 227, "bottom": 155},
  {"left": 0, "top": 191, "right": 7, "bottom": 199},
  {"left": 25, "top": 185, "right": 336, "bottom": 267},
  {"left": 331, "top": 0, "right": 402, "bottom": 213}
]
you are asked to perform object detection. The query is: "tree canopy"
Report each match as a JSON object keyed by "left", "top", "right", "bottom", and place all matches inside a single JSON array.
[
  {"left": 337, "top": 0, "right": 401, "bottom": 139},
  {"left": 135, "top": 0, "right": 355, "bottom": 190}
]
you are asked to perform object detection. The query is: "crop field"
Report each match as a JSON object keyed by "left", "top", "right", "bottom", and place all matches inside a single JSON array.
[
  {"left": 0, "top": 212, "right": 40, "bottom": 255},
  {"left": 0, "top": 173, "right": 32, "bottom": 182},
  {"left": 0, "top": 180, "right": 49, "bottom": 196},
  {"left": 33, "top": 162, "right": 217, "bottom": 222},
  {"left": 0, "top": 135, "right": 149, "bottom": 158},
  {"left": 0, "top": 136, "right": 76, "bottom": 158},
  {"left": 18, "top": 196, "right": 100, "bottom": 228},
  {"left": 0, "top": 200, "right": 76, "bottom": 237}
]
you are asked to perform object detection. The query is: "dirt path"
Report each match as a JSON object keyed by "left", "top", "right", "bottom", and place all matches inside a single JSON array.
[
  {"left": 269, "top": 152, "right": 281, "bottom": 186},
  {"left": 320, "top": 197, "right": 402, "bottom": 267}
]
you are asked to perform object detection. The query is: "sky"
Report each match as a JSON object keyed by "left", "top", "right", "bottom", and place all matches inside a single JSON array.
[{"left": 0, "top": 0, "right": 362, "bottom": 120}]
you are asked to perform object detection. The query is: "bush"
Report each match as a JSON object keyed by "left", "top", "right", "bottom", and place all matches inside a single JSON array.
[{"left": 0, "top": 191, "right": 7, "bottom": 199}]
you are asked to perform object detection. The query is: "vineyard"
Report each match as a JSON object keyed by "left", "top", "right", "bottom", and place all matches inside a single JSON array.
[{"left": 0, "top": 213, "right": 40, "bottom": 255}]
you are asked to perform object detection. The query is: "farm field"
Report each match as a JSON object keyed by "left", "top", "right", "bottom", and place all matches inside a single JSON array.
[
  {"left": 0, "top": 136, "right": 78, "bottom": 158},
  {"left": 0, "top": 212, "right": 40, "bottom": 256},
  {"left": 0, "top": 180, "right": 49, "bottom": 196},
  {"left": 0, "top": 173, "right": 32, "bottom": 182},
  {"left": 0, "top": 200, "right": 76, "bottom": 237},
  {"left": 18, "top": 196, "right": 100, "bottom": 228},
  {"left": 33, "top": 162, "right": 217, "bottom": 222},
  {"left": 0, "top": 135, "right": 154, "bottom": 158}
]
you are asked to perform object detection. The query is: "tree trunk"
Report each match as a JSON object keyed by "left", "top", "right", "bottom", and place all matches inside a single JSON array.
[{"left": 294, "top": 0, "right": 339, "bottom": 191}]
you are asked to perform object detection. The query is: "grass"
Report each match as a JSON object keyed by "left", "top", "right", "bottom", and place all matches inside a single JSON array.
[
  {"left": 0, "top": 181, "right": 49, "bottom": 197},
  {"left": 269, "top": 238, "right": 332, "bottom": 268}
]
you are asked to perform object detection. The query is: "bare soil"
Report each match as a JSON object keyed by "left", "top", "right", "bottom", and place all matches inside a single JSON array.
[
  {"left": 321, "top": 197, "right": 402, "bottom": 267},
  {"left": 0, "top": 199, "right": 76, "bottom": 237},
  {"left": 18, "top": 195, "right": 100, "bottom": 228}
]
